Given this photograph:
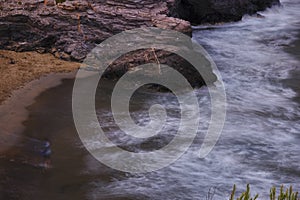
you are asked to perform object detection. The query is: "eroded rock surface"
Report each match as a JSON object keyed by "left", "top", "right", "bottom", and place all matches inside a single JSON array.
[
  {"left": 0, "top": 0, "right": 279, "bottom": 86},
  {"left": 0, "top": 0, "right": 191, "bottom": 61}
]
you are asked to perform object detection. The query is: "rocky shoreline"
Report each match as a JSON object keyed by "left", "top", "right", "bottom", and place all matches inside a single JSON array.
[
  {"left": 0, "top": 0, "right": 280, "bottom": 99},
  {"left": 0, "top": 0, "right": 280, "bottom": 61},
  {"left": 0, "top": 0, "right": 191, "bottom": 61},
  {"left": 171, "top": 0, "right": 280, "bottom": 24}
]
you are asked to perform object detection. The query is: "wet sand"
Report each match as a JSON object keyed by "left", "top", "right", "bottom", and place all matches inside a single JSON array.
[
  {"left": 0, "top": 72, "right": 77, "bottom": 153},
  {"left": 0, "top": 77, "right": 127, "bottom": 200},
  {"left": 0, "top": 50, "right": 80, "bottom": 152},
  {"left": 0, "top": 50, "right": 135, "bottom": 199},
  {"left": 0, "top": 51, "right": 88, "bottom": 199}
]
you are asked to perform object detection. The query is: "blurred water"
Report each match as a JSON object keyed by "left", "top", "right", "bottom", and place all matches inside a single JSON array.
[
  {"left": 1, "top": 0, "right": 300, "bottom": 199},
  {"left": 87, "top": 1, "right": 300, "bottom": 199}
]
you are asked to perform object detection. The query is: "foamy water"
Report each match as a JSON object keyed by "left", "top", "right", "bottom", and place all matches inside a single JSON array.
[{"left": 85, "top": 1, "right": 300, "bottom": 199}]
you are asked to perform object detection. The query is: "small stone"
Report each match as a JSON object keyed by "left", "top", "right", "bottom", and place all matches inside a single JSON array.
[
  {"left": 51, "top": 47, "right": 57, "bottom": 53},
  {"left": 36, "top": 47, "right": 46, "bottom": 53},
  {"left": 65, "top": 44, "right": 76, "bottom": 54},
  {"left": 57, "top": 2, "right": 76, "bottom": 11},
  {"left": 54, "top": 51, "right": 60, "bottom": 58},
  {"left": 45, "top": 0, "right": 56, "bottom": 7},
  {"left": 71, "top": 49, "right": 86, "bottom": 61},
  {"left": 73, "top": 1, "right": 89, "bottom": 11},
  {"left": 87, "top": 9, "right": 95, "bottom": 15},
  {"left": 39, "top": 8, "right": 51, "bottom": 16},
  {"left": 60, "top": 52, "right": 71, "bottom": 60},
  {"left": 9, "top": 59, "right": 15, "bottom": 64},
  {"left": 255, "top": 13, "right": 265, "bottom": 18}
]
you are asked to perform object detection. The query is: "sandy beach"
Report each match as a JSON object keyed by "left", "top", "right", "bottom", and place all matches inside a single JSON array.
[
  {"left": 0, "top": 50, "right": 80, "bottom": 104},
  {"left": 0, "top": 50, "right": 80, "bottom": 153}
]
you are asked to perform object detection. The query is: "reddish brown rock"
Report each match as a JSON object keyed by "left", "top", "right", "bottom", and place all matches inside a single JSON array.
[
  {"left": 0, "top": 0, "right": 279, "bottom": 87},
  {"left": 0, "top": 0, "right": 192, "bottom": 61}
]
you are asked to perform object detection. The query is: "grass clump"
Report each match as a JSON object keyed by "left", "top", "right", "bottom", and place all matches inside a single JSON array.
[
  {"left": 230, "top": 184, "right": 299, "bottom": 200},
  {"left": 230, "top": 184, "right": 258, "bottom": 200},
  {"left": 270, "top": 185, "right": 298, "bottom": 200}
]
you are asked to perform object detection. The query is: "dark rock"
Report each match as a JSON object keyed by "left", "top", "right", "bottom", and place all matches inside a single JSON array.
[{"left": 170, "top": 0, "right": 280, "bottom": 24}]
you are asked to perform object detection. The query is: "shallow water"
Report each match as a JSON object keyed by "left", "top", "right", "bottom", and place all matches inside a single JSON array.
[{"left": 1, "top": 0, "right": 300, "bottom": 199}]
